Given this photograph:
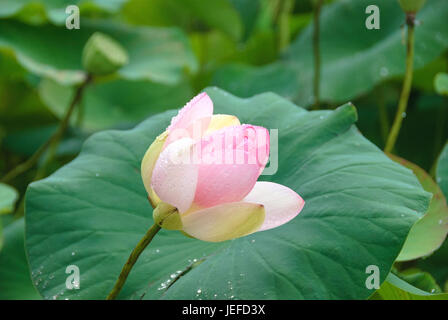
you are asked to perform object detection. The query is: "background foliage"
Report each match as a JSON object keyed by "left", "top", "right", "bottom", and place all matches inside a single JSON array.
[{"left": 0, "top": 0, "right": 447, "bottom": 300}]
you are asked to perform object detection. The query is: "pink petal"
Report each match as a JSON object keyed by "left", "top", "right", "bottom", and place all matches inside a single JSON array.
[
  {"left": 151, "top": 138, "right": 198, "bottom": 213},
  {"left": 243, "top": 181, "right": 305, "bottom": 231},
  {"left": 192, "top": 125, "right": 270, "bottom": 208},
  {"left": 166, "top": 93, "right": 213, "bottom": 146}
]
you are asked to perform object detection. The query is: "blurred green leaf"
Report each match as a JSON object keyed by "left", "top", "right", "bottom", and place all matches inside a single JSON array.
[
  {"left": 25, "top": 88, "right": 429, "bottom": 299},
  {"left": 415, "top": 143, "right": 448, "bottom": 291},
  {"left": 0, "top": 0, "right": 126, "bottom": 24},
  {"left": 435, "top": 73, "right": 448, "bottom": 96},
  {"left": 438, "top": 142, "right": 448, "bottom": 198},
  {"left": 123, "top": 0, "right": 243, "bottom": 41},
  {"left": 389, "top": 155, "right": 448, "bottom": 262},
  {"left": 182, "top": 0, "right": 243, "bottom": 41},
  {"left": 417, "top": 239, "right": 448, "bottom": 291},
  {"left": 3, "top": 125, "right": 87, "bottom": 157},
  {"left": 0, "top": 183, "right": 19, "bottom": 215},
  {"left": 371, "top": 273, "right": 448, "bottom": 300},
  {"left": 0, "top": 50, "right": 26, "bottom": 80},
  {"left": 0, "top": 218, "right": 41, "bottom": 299},
  {"left": 0, "top": 20, "right": 198, "bottom": 85},
  {"left": 398, "top": 268, "right": 441, "bottom": 293},
  {"left": 213, "top": 0, "right": 448, "bottom": 107},
  {"left": 38, "top": 78, "right": 193, "bottom": 130},
  {"left": 413, "top": 58, "right": 448, "bottom": 93},
  {"left": 228, "top": 0, "right": 262, "bottom": 40}
]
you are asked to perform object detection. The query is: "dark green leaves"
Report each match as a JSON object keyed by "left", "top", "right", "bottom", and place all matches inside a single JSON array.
[
  {"left": 25, "top": 88, "right": 429, "bottom": 299},
  {"left": 371, "top": 273, "right": 448, "bottom": 300},
  {"left": 38, "top": 78, "right": 192, "bottom": 130},
  {"left": 0, "top": 20, "right": 198, "bottom": 85},
  {"left": 389, "top": 155, "right": 448, "bottom": 261},
  {"left": 0, "top": 183, "right": 18, "bottom": 215},
  {"left": 0, "top": 0, "right": 126, "bottom": 24},
  {"left": 0, "top": 218, "right": 41, "bottom": 299},
  {"left": 213, "top": 0, "right": 448, "bottom": 107},
  {"left": 437, "top": 143, "right": 448, "bottom": 198},
  {"left": 434, "top": 73, "right": 448, "bottom": 96}
]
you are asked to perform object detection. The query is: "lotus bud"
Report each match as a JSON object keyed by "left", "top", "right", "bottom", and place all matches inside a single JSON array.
[
  {"left": 397, "top": 0, "right": 427, "bottom": 13},
  {"left": 82, "top": 32, "right": 129, "bottom": 76}
]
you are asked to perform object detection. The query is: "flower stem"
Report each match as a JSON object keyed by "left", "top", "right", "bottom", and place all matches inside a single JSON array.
[
  {"left": 384, "top": 14, "right": 416, "bottom": 153},
  {"left": 106, "top": 223, "right": 161, "bottom": 300},
  {"left": 312, "top": 0, "right": 324, "bottom": 109},
  {"left": 1, "top": 74, "right": 93, "bottom": 183}
]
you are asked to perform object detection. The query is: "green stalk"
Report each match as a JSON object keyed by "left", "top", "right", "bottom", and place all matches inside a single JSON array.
[
  {"left": 376, "top": 85, "right": 390, "bottom": 145},
  {"left": 106, "top": 223, "right": 161, "bottom": 300},
  {"left": 1, "top": 74, "right": 92, "bottom": 183},
  {"left": 277, "top": 0, "right": 294, "bottom": 51},
  {"left": 312, "top": 0, "right": 324, "bottom": 109},
  {"left": 384, "top": 14, "right": 416, "bottom": 153}
]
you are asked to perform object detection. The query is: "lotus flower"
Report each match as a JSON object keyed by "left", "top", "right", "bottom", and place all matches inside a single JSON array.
[{"left": 141, "top": 92, "right": 305, "bottom": 242}]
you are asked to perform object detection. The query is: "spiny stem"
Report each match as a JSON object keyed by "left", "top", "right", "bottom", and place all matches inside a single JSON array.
[
  {"left": 106, "top": 223, "right": 161, "bottom": 300},
  {"left": 312, "top": 0, "right": 324, "bottom": 109},
  {"left": 384, "top": 14, "right": 416, "bottom": 153},
  {"left": 1, "top": 74, "right": 92, "bottom": 183}
]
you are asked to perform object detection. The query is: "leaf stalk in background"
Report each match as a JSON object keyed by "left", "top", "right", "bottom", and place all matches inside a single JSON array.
[
  {"left": 312, "top": 0, "right": 324, "bottom": 109},
  {"left": 376, "top": 85, "right": 390, "bottom": 145},
  {"left": 276, "top": 0, "right": 294, "bottom": 51},
  {"left": 0, "top": 74, "right": 93, "bottom": 183},
  {"left": 106, "top": 223, "right": 161, "bottom": 300},
  {"left": 385, "top": 14, "right": 416, "bottom": 153}
]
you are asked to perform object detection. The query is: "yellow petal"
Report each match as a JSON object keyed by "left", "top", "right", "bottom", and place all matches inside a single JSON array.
[
  {"left": 181, "top": 202, "right": 265, "bottom": 242},
  {"left": 141, "top": 131, "right": 168, "bottom": 207},
  {"left": 205, "top": 114, "right": 240, "bottom": 134}
]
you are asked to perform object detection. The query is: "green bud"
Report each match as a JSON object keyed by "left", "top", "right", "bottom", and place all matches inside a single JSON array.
[
  {"left": 82, "top": 32, "right": 129, "bottom": 76},
  {"left": 153, "top": 202, "right": 182, "bottom": 230},
  {"left": 398, "top": 0, "right": 427, "bottom": 13}
]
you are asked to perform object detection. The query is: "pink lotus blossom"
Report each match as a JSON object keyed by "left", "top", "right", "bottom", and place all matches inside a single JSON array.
[{"left": 141, "top": 92, "right": 305, "bottom": 242}]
